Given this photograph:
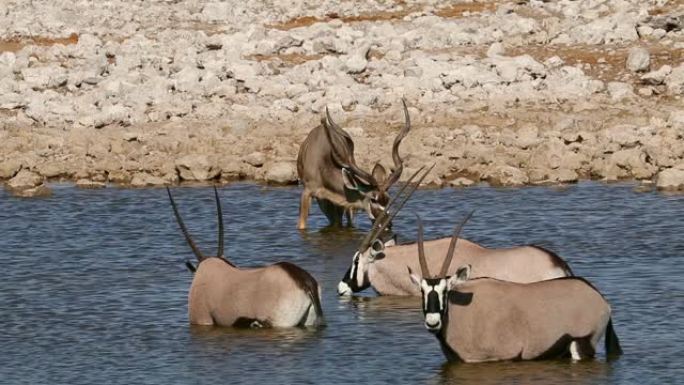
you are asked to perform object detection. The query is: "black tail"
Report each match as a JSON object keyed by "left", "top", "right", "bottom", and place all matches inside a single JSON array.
[
  {"left": 605, "top": 318, "right": 623, "bottom": 359},
  {"left": 185, "top": 260, "right": 196, "bottom": 273}
]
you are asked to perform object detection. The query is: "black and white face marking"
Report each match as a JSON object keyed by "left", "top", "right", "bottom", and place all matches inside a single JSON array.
[
  {"left": 337, "top": 251, "right": 371, "bottom": 295},
  {"left": 419, "top": 277, "right": 449, "bottom": 332}
]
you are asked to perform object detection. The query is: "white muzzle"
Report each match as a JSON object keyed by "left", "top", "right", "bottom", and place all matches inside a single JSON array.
[
  {"left": 337, "top": 281, "right": 352, "bottom": 296},
  {"left": 425, "top": 313, "right": 442, "bottom": 331}
]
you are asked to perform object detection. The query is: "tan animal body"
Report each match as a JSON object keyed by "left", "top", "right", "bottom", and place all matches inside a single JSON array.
[
  {"left": 338, "top": 213, "right": 572, "bottom": 296},
  {"left": 408, "top": 215, "right": 622, "bottom": 362},
  {"left": 296, "top": 101, "right": 411, "bottom": 229},
  {"left": 168, "top": 187, "right": 323, "bottom": 328}
]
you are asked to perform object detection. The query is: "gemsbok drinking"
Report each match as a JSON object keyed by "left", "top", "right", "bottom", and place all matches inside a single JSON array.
[
  {"left": 296, "top": 100, "right": 411, "bottom": 229},
  {"left": 338, "top": 210, "right": 572, "bottom": 297},
  {"left": 409, "top": 214, "right": 623, "bottom": 362},
  {"left": 167, "top": 187, "right": 324, "bottom": 328}
]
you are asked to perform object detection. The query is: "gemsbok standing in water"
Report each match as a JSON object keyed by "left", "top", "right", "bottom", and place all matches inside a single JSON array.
[
  {"left": 409, "top": 214, "right": 623, "bottom": 362},
  {"left": 338, "top": 211, "right": 573, "bottom": 297},
  {"left": 167, "top": 187, "right": 324, "bottom": 328},
  {"left": 296, "top": 100, "right": 411, "bottom": 229}
]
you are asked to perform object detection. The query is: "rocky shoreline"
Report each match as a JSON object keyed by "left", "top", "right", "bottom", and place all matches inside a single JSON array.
[{"left": 1, "top": 0, "right": 684, "bottom": 197}]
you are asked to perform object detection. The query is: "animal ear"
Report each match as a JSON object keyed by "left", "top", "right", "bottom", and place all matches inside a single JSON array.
[
  {"left": 342, "top": 168, "right": 373, "bottom": 193},
  {"left": 448, "top": 264, "right": 471, "bottom": 289},
  {"left": 369, "top": 239, "right": 385, "bottom": 261},
  {"left": 372, "top": 162, "right": 388, "bottom": 185},
  {"left": 407, "top": 266, "right": 421, "bottom": 286},
  {"left": 384, "top": 234, "right": 397, "bottom": 247}
]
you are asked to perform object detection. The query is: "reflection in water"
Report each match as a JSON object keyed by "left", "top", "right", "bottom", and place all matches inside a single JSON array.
[
  {"left": 0, "top": 182, "right": 682, "bottom": 384},
  {"left": 436, "top": 360, "right": 612, "bottom": 385}
]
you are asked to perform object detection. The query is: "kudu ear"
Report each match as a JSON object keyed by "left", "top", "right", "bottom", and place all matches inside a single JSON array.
[
  {"left": 342, "top": 167, "right": 373, "bottom": 193},
  {"left": 372, "top": 162, "right": 388, "bottom": 186},
  {"left": 407, "top": 266, "right": 421, "bottom": 287},
  {"left": 448, "top": 264, "right": 472, "bottom": 289}
]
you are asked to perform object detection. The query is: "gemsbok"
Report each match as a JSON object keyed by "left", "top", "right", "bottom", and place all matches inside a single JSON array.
[
  {"left": 409, "top": 214, "right": 623, "bottom": 362},
  {"left": 167, "top": 187, "right": 324, "bottom": 328},
  {"left": 338, "top": 211, "right": 573, "bottom": 296},
  {"left": 296, "top": 100, "right": 411, "bottom": 229}
]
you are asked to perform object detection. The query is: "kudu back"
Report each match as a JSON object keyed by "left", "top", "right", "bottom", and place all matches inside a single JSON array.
[
  {"left": 167, "top": 187, "right": 324, "bottom": 328},
  {"left": 408, "top": 214, "right": 622, "bottom": 363},
  {"left": 296, "top": 101, "right": 411, "bottom": 229},
  {"left": 338, "top": 212, "right": 573, "bottom": 296}
]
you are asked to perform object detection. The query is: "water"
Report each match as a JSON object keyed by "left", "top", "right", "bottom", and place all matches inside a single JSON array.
[{"left": 0, "top": 182, "right": 682, "bottom": 384}]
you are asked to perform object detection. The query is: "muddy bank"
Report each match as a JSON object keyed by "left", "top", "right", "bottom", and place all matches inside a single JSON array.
[{"left": 1, "top": 0, "right": 684, "bottom": 195}]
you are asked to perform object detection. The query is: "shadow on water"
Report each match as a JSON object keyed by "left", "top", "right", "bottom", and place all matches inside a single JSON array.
[{"left": 435, "top": 359, "right": 613, "bottom": 385}]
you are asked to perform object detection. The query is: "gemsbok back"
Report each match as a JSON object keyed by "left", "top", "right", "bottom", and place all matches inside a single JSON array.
[
  {"left": 296, "top": 100, "right": 411, "bottom": 229},
  {"left": 338, "top": 211, "right": 572, "bottom": 297},
  {"left": 408, "top": 214, "right": 623, "bottom": 362},
  {"left": 167, "top": 187, "right": 324, "bottom": 328}
]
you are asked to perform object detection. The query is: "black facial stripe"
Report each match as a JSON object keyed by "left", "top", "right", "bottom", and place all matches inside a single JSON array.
[{"left": 426, "top": 289, "right": 442, "bottom": 314}]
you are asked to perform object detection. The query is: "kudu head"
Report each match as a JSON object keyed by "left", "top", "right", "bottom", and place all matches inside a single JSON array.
[
  {"left": 408, "top": 211, "right": 474, "bottom": 332},
  {"left": 167, "top": 186, "right": 230, "bottom": 271},
  {"left": 337, "top": 165, "right": 434, "bottom": 296},
  {"left": 324, "top": 100, "right": 411, "bottom": 224}
]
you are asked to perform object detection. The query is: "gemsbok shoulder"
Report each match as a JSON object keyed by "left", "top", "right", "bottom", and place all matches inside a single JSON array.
[
  {"left": 167, "top": 187, "right": 324, "bottom": 328},
  {"left": 296, "top": 100, "right": 411, "bottom": 229},
  {"left": 409, "top": 214, "right": 623, "bottom": 362},
  {"left": 338, "top": 211, "right": 572, "bottom": 297}
]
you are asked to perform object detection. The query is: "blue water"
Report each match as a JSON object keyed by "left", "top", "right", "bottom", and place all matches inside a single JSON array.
[{"left": 0, "top": 182, "right": 682, "bottom": 384}]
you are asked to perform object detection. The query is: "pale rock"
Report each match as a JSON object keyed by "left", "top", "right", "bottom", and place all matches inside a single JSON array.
[
  {"left": 607, "top": 82, "right": 635, "bottom": 101},
  {"left": 175, "top": 154, "right": 219, "bottom": 181},
  {"left": 665, "top": 64, "right": 684, "bottom": 95},
  {"left": 173, "top": 67, "right": 201, "bottom": 93},
  {"left": 626, "top": 47, "right": 650, "bottom": 72},
  {"left": 641, "top": 65, "right": 671, "bottom": 85},
  {"left": 486, "top": 165, "right": 529, "bottom": 186},
  {"left": 244, "top": 152, "right": 265, "bottom": 167},
  {"left": 129, "top": 172, "right": 167, "bottom": 187},
  {"left": 486, "top": 42, "right": 505, "bottom": 57},
  {"left": 21, "top": 65, "right": 67, "bottom": 90},
  {"left": 201, "top": 2, "right": 230, "bottom": 21},
  {"left": 345, "top": 44, "right": 371, "bottom": 74},
  {"left": 76, "top": 179, "right": 106, "bottom": 189},
  {"left": 656, "top": 168, "right": 684, "bottom": 190},
  {"left": 9, "top": 183, "right": 52, "bottom": 198},
  {"left": 0, "top": 159, "right": 22, "bottom": 179},
  {"left": 448, "top": 177, "right": 475, "bottom": 187},
  {"left": 108, "top": 170, "right": 132, "bottom": 184},
  {"left": 264, "top": 162, "right": 297, "bottom": 184},
  {"left": 7, "top": 169, "right": 42, "bottom": 189}
]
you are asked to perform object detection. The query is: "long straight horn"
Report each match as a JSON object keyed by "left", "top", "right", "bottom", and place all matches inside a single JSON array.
[
  {"left": 374, "top": 163, "right": 435, "bottom": 233},
  {"left": 214, "top": 186, "right": 224, "bottom": 258},
  {"left": 383, "top": 99, "right": 411, "bottom": 189},
  {"left": 439, "top": 210, "right": 475, "bottom": 278},
  {"left": 167, "top": 187, "right": 205, "bottom": 262},
  {"left": 356, "top": 165, "right": 425, "bottom": 253},
  {"left": 416, "top": 215, "right": 431, "bottom": 278}
]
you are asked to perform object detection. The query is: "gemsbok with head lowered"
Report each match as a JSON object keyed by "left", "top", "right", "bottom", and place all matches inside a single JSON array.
[
  {"left": 296, "top": 100, "right": 411, "bottom": 229},
  {"left": 167, "top": 187, "right": 324, "bottom": 328},
  {"left": 337, "top": 209, "right": 572, "bottom": 297},
  {"left": 408, "top": 214, "right": 622, "bottom": 362}
]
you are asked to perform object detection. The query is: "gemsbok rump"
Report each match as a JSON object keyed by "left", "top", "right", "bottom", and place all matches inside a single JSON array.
[
  {"left": 338, "top": 212, "right": 572, "bottom": 297},
  {"left": 296, "top": 100, "right": 411, "bottom": 229},
  {"left": 409, "top": 214, "right": 623, "bottom": 362},
  {"left": 167, "top": 187, "right": 324, "bottom": 328}
]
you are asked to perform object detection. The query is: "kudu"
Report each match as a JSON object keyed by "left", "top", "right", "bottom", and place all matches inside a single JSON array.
[
  {"left": 409, "top": 214, "right": 623, "bottom": 362},
  {"left": 338, "top": 212, "right": 573, "bottom": 297},
  {"left": 167, "top": 187, "right": 324, "bottom": 328},
  {"left": 296, "top": 101, "right": 411, "bottom": 229}
]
